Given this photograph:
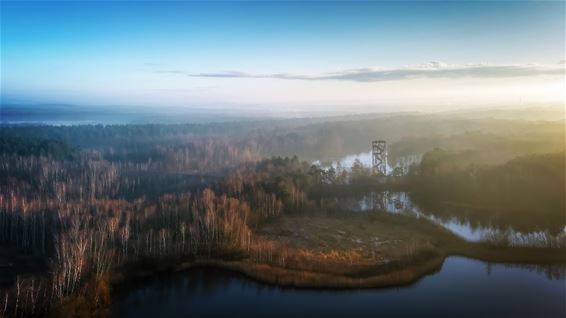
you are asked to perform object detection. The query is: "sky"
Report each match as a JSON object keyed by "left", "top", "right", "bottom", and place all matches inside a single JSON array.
[{"left": 1, "top": 1, "right": 564, "bottom": 115}]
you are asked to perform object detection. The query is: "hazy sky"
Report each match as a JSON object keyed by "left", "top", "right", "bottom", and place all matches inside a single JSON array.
[{"left": 1, "top": 1, "right": 564, "bottom": 114}]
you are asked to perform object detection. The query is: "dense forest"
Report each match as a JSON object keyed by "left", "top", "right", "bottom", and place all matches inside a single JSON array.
[
  {"left": 0, "top": 136, "right": 324, "bottom": 316},
  {"left": 3, "top": 109, "right": 563, "bottom": 164},
  {"left": 411, "top": 149, "right": 565, "bottom": 232},
  {"left": 0, "top": 110, "right": 563, "bottom": 316}
]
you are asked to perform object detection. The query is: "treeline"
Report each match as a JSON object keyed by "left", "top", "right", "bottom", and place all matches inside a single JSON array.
[
  {"left": 411, "top": 149, "right": 565, "bottom": 232},
  {"left": 3, "top": 111, "right": 562, "bottom": 164},
  {"left": 389, "top": 128, "right": 564, "bottom": 167},
  {"left": 220, "top": 156, "right": 323, "bottom": 215},
  {"left": 0, "top": 153, "right": 119, "bottom": 202},
  {"left": 0, "top": 141, "right": 331, "bottom": 316},
  {"left": 0, "top": 141, "right": 259, "bottom": 206},
  {"left": 0, "top": 191, "right": 256, "bottom": 316},
  {"left": 104, "top": 138, "right": 261, "bottom": 173},
  {"left": 0, "top": 134, "right": 75, "bottom": 159}
]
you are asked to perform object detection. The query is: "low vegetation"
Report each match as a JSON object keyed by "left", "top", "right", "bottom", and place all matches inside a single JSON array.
[{"left": 0, "top": 111, "right": 564, "bottom": 316}]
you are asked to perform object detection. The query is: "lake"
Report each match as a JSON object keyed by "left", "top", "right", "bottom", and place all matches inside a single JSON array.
[
  {"left": 338, "top": 191, "right": 566, "bottom": 247},
  {"left": 110, "top": 256, "right": 566, "bottom": 318}
]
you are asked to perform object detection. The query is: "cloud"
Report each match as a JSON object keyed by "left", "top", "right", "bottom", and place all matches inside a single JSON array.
[{"left": 161, "top": 62, "right": 565, "bottom": 83}]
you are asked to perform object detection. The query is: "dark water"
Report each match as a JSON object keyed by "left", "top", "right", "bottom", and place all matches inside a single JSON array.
[
  {"left": 320, "top": 151, "right": 565, "bottom": 245},
  {"left": 339, "top": 191, "right": 566, "bottom": 246},
  {"left": 110, "top": 257, "right": 566, "bottom": 318}
]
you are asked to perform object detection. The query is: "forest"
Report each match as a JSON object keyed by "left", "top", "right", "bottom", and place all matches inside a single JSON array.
[
  {"left": 0, "top": 108, "right": 564, "bottom": 317},
  {"left": 410, "top": 149, "right": 565, "bottom": 232}
]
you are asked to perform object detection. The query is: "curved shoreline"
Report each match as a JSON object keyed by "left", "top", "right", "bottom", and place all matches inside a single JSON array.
[
  {"left": 114, "top": 244, "right": 566, "bottom": 291},
  {"left": 172, "top": 256, "right": 446, "bottom": 289},
  {"left": 111, "top": 214, "right": 566, "bottom": 291}
]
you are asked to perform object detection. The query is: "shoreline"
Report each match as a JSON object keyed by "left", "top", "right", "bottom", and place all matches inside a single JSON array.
[
  {"left": 171, "top": 256, "right": 446, "bottom": 289},
  {"left": 110, "top": 211, "right": 566, "bottom": 291},
  {"left": 112, "top": 244, "right": 566, "bottom": 291}
]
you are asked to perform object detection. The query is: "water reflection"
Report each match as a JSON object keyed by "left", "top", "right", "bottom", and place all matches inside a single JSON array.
[
  {"left": 340, "top": 191, "right": 566, "bottom": 247},
  {"left": 111, "top": 257, "right": 566, "bottom": 318},
  {"left": 320, "top": 152, "right": 565, "bottom": 246}
]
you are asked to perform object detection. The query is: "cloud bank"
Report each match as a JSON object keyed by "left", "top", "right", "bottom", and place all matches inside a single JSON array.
[{"left": 160, "top": 62, "right": 565, "bottom": 83}]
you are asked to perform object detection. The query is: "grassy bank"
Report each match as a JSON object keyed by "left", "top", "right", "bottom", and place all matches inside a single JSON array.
[
  {"left": 110, "top": 212, "right": 566, "bottom": 292},
  {"left": 111, "top": 246, "right": 565, "bottom": 292}
]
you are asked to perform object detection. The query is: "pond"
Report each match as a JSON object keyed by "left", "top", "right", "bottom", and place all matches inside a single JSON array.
[
  {"left": 339, "top": 191, "right": 566, "bottom": 247},
  {"left": 316, "top": 152, "right": 565, "bottom": 247},
  {"left": 110, "top": 257, "right": 566, "bottom": 318}
]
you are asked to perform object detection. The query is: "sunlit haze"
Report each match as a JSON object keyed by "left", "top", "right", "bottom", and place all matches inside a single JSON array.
[{"left": 1, "top": 2, "right": 565, "bottom": 317}]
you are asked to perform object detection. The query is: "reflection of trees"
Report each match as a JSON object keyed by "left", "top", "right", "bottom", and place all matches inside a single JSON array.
[
  {"left": 412, "top": 195, "right": 565, "bottom": 235},
  {"left": 480, "top": 229, "right": 566, "bottom": 248},
  {"left": 342, "top": 190, "right": 565, "bottom": 245},
  {"left": 357, "top": 192, "right": 402, "bottom": 212},
  {"left": 411, "top": 150, "right": 565, "bottom": 234},
  {"left": 370, "top": 192, "right": 385, "bottom": 211},
  {"left": 498, "top": 263, "right": 566, "bottom": 280}
]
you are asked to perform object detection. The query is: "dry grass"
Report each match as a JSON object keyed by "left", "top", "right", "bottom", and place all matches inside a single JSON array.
[
  {"left": 112, "top": 212, "right": 566, "bottom": 290},
  {"left": 253, "top": 212, "right": 445, "bottom": 273},
  {"left": 174, "top": 256, "right": 446, "bottom": 289}
]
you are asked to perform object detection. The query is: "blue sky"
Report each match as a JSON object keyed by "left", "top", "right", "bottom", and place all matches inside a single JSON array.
[{"left": 1, "top": 1, "right": 564, "bottom": 113}]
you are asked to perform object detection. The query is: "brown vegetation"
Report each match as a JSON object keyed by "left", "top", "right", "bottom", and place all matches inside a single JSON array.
[{"left": 0, "top": 117, "right": 564, "bottom": 317}]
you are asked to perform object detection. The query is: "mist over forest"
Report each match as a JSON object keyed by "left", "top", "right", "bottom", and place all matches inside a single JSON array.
[
  {"left": 1, "top": 104, "right": 565, "bottom": 317},
  {"left": 1, "top": 0, "right": 565, "bottom": 316}
]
